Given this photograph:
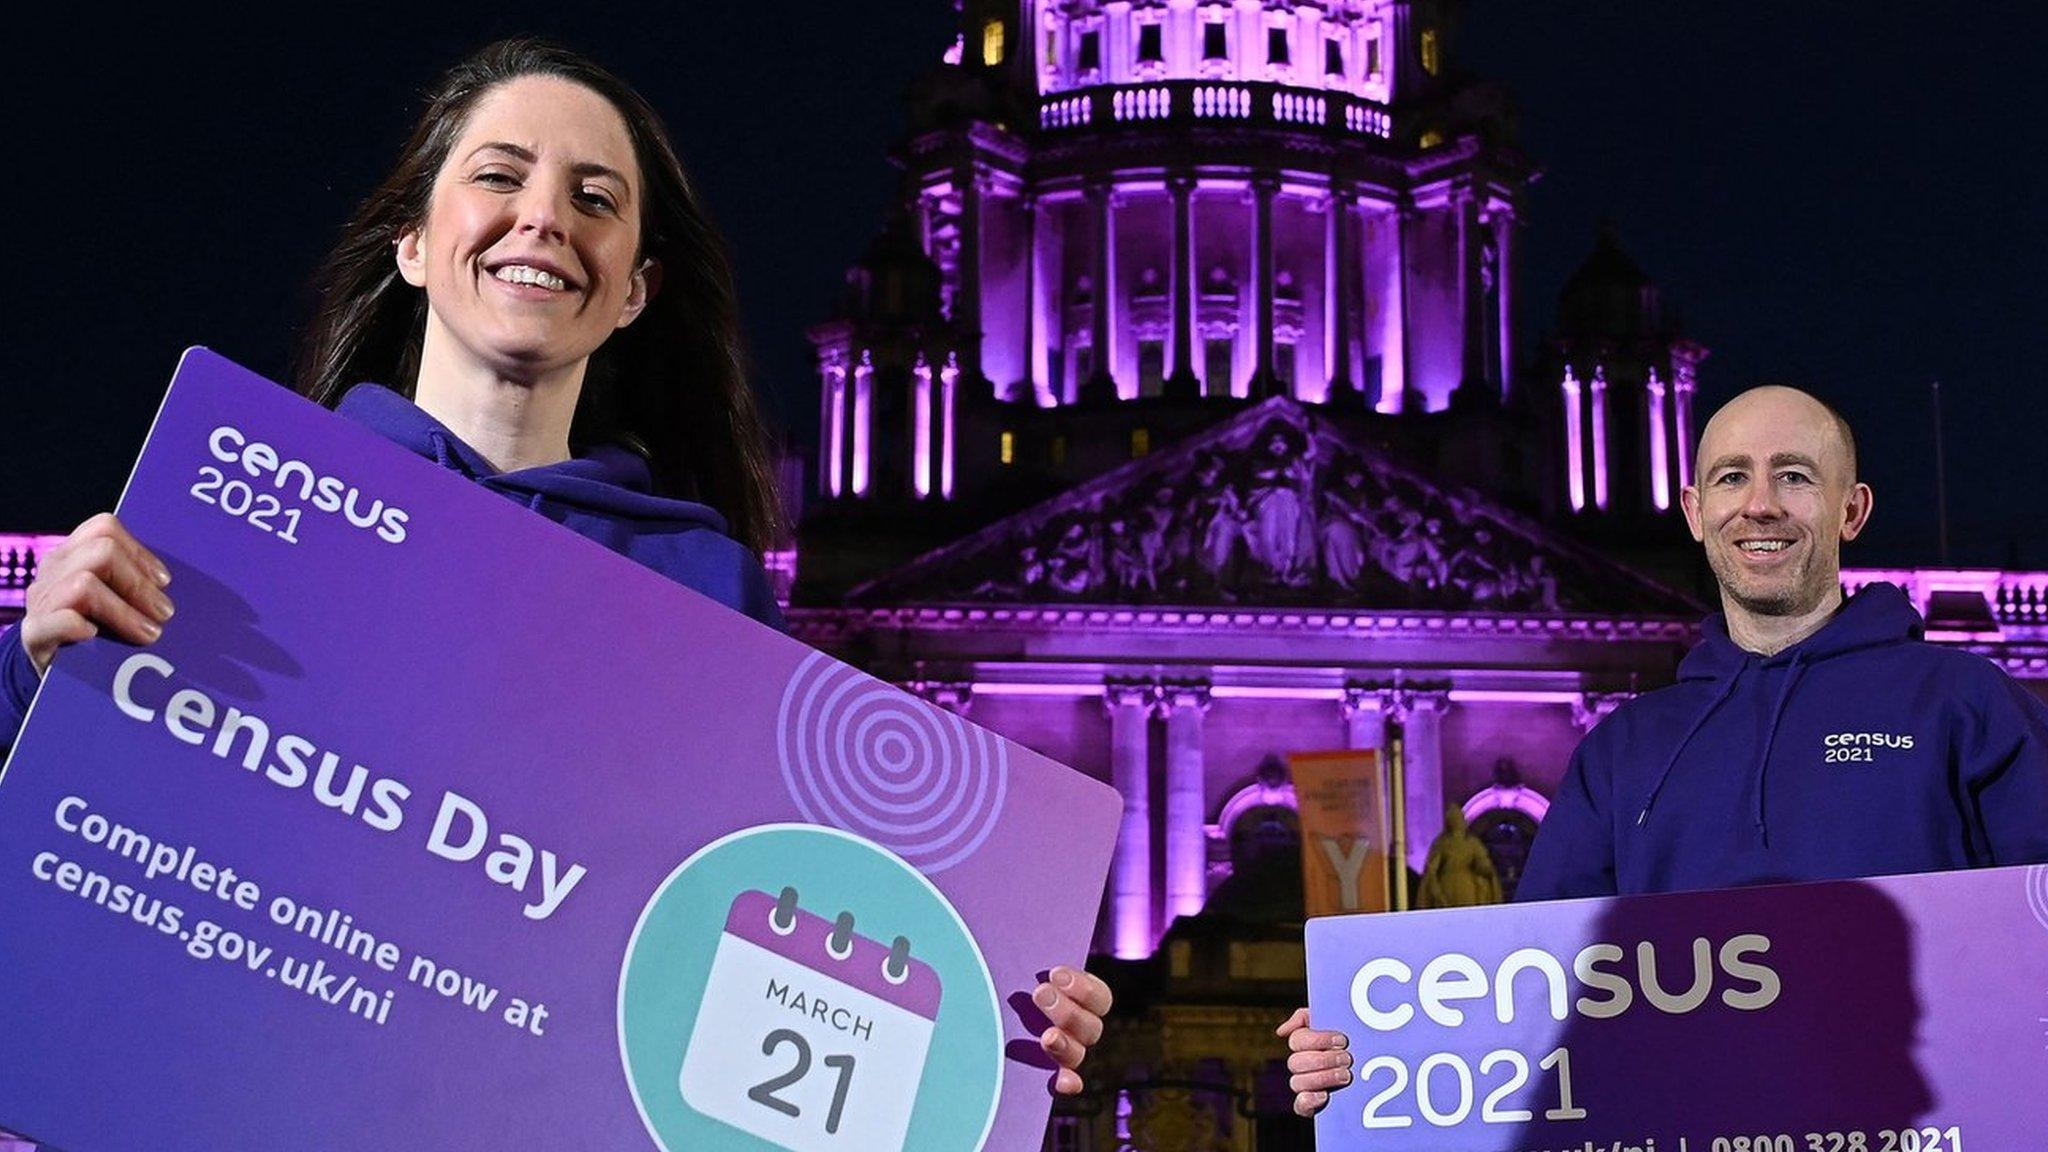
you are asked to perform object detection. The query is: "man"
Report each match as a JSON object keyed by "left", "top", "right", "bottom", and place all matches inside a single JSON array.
[{"left": 1280, "top": 385, "right": 2048, "bottom": 1113}]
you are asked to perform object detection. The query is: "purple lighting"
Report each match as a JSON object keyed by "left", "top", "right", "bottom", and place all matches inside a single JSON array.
[
  {"left": 824, "top": 364, "right": 846, "bottom": 498},
  {"left": 1647, "top": 367, "right": 1671, "bottom": 511},
  {"left": 1561, "top": 367, "right": 1585, "bottom": 512},
  {"left": 940, "top": 354, "right": 959, "bottom": 499},
  {"left": 851, "top": 353, "right": 873, "bottom": 498},
  {"left": 1590, "top": 366, "right": 1610, "bottom": 511},
  {"left": 913, "top": 354, "right": 933, "bottom": 499}
]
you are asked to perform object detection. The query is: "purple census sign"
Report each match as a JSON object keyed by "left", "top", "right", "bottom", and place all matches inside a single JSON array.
[
  {"left": 0, "top": 349, "right": 1120, "bottom": 1152},
  {"left": 1307, "top": 865, "right": 2048, "bottom": 1151}
]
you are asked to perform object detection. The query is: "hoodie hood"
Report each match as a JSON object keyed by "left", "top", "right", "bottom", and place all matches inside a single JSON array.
[
  {"left": 335, "top": 383, "right": 729, "bottom": 531},
  {"left": 1677, "top": 581, "right": 1923, "bottom": 682}
]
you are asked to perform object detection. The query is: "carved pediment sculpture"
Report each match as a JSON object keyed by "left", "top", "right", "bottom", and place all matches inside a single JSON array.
[{"left": 852, "top": 398, "right": 1695, "bottom": 614}]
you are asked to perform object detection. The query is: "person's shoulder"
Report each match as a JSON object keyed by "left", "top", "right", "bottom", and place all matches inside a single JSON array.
[{"left": 630, "top": 527, "right": 784, "bottom": 629}]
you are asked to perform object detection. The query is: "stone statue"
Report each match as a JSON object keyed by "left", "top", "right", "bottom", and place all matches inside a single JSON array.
[
  {"left": 1417, "top": 805, "right": 1501, "bottom": 909},
  {"left": 1243, "top": 421, "right": 1318, "bottom": 586}
]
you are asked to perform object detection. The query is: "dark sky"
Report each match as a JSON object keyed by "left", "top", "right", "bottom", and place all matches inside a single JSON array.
[{"left": 5, "top": 4, "right": 2045, "bottom": 565}]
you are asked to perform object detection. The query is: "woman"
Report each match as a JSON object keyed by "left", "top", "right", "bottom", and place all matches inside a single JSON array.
[{"left": 0, "top": 38, "right": 1108, "bottom": 1097}]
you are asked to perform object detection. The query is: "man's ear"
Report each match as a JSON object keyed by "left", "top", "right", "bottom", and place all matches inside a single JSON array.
[
  {"left": 395, "top": 228, "right": 428, "bottom": 288},
  {"left": 616, "top": 257, "right": 661, "bottom": 330},
  {"left": 1840, "top": 481, "right": 1875, "bottom": 542},
  {"left": 1679, "top": 485, "right": 1706, "bottom": 542}
]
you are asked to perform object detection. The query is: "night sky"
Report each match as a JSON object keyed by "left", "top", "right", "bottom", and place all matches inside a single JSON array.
[{"left": 5, "top": 4, "right": 2044, "bottom": 566}]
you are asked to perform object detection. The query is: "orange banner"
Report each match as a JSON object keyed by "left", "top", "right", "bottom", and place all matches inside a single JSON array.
[{"left": 1288, "top": 750, "right": 1392, "bottom": 918}]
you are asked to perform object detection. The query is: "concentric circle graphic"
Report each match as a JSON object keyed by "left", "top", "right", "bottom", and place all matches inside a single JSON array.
[
  {"left": 778, "top": 652, "right": 1007, "bottom": 874},
  {"left": 2027, "top": 864, "right": 2048, "bottom": 933}
]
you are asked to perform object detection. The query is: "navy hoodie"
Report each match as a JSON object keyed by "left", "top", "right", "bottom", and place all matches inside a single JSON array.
[
  {"left": 0, "top": 384, "right": 783, "bottom": 749},
  {"left": 1519, "top": 582, "right": 2048, "bottom": 900}
]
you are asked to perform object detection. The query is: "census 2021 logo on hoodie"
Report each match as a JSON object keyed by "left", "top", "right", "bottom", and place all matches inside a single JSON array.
[{"left": 1822, "top": 730, "right": 1916, "bottom": 764}]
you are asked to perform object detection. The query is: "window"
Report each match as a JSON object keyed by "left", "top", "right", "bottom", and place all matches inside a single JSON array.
[
  {"left": 1420, "top": 28, "right": 1440, "bottom": 75},
  {"left": 1325, "top": 36, "right": 1344, "bottom": 77},
  {"left": 1366, "top": 31, "right": 1383, "bottom": 78},
  {"left": 1078, "top": 29, "right": 1101, "bottom": 73},
  {"left": 999, "top": 430, "right": 1016, "bottom": 465},
  {"left": 1275, "top": 342, "right": 1297, "bottom": 388},
  {"left": 1075, "top": 344, "right": 1095, "bottom": 384},
  {"left": 982, "top": 18, "right": 1006, "bottom": 66},
  {"left": 1204, "top": 338, "right": 1234, "bottom": 396},
  {"left": 1138, "top": 339, "right": 1165, "bottom": 396},
  {"left": 1203, "top": 21, "right": 1228, "bottom": 60},
  {"left": 1050, "top": 435, "right": 1068, "bottom": 466},
  {"left": 1267, "top": 27, "right": 1290, "bottom": 66},
  {"left": 1136, "top": 22, "right": 1163, "bottom": 64},
  {"left": 1419, "top": 128, "right": 1444, "bottom": 149},
  {"left": 1131, "top": 428, "right": 1152, "bottom": 457}
]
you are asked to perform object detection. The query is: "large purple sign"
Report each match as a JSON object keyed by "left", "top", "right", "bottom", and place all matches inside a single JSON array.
[
  {"left": 1307, "top": 866, "right": 2048, "bottom": 1150},
  {"left": 0, "top": 350, "right": 1120, "bottom": 1151}
]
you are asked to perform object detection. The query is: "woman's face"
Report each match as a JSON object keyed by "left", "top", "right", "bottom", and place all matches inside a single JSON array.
[{"left": 396, "top": 75, "right": 651, "bottom": 382}]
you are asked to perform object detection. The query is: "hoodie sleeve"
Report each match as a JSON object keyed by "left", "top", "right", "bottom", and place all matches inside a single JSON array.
[
  {"left": 0, "top": 622, "right": 36, "bottom": 753},
  {"left": 1958, "top": 670, "right": 2048, "bottom": 867},
  {"left": 1517, "top": 733, "right": 1619, "bottom": 901}
]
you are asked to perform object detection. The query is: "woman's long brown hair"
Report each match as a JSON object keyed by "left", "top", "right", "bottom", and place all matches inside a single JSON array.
[{"left": 292, "top": 38, "right": 785, "bottom": 554}]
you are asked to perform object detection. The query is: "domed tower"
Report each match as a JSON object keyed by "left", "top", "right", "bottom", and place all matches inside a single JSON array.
[
  {"left": 810, "top": 213, "right": 962, "bottom": 503},
  {"left": 1544, "top": 224, "right": 1708, "bottom": 535},
  {"left": 809, "top": 0, "right": 1534, "bottom": 514}
]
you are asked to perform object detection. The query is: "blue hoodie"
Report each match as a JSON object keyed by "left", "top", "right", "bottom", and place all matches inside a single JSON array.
[
  {"left": 1519, "top": 581, "right": 2048, "bottom": 900},
  {"left": 0, "top": 383, "right": 783, "bottom": 749}
]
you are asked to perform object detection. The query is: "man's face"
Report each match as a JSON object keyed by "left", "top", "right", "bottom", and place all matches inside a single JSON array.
[{"left": 1681, "top": 388, "right": 1874, "bottom": 618}]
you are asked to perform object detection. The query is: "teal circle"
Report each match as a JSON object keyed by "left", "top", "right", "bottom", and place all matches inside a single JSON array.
[{"left": 619, "top": 824, "right": 1000, "bottom": 1151}]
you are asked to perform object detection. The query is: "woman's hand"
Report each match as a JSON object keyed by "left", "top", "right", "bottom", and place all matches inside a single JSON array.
[
  {"left": 1277, "top": 1007, "right": 1353, "bottom": 1117},
  {"left": 1033, "top": 965, "right": 1113, "bottom": 1095},
  {"left": 20, "top": 514, "right": 173, "bottom": 673}
]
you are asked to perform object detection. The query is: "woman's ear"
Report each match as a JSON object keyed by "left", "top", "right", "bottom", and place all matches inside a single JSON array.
[
  {"left": 617, "top": 257, "right": 661, "bottom": 329},
  {"left": 394, "top": 228, "right": 428, "bottom": 288}
]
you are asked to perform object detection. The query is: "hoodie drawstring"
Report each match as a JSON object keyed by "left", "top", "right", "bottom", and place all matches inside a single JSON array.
[
  {"left": 427, "top": 430, "right": 457, "bottom": 472},
  {"left": 1637, "top": 668, "right": 1743, "bottom": 829},
  {"left": 1749, "top": 653, "right": 1808, "bottom": 847}
]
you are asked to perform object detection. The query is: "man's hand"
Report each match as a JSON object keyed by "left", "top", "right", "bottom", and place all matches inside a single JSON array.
[
  {"left": 1277, "top": 1006, "right": 1353, "bottom": 1117},
  {"left": 21, "top": 514, "right": 173, "bottom": 673},
  {"left": 1034, "top": 965, "right": 1112, "bottom": 1095}
]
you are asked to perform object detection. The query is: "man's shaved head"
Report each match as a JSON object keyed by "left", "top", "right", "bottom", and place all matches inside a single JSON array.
[
  {"left": 1683, "top": 384, "right": 1875, "bottom": 653},
  {"left": 1697, "top": 385, "right": 1857, "bottom": 485}
]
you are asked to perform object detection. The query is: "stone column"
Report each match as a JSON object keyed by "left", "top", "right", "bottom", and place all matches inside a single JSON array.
[
  {"left": 1394, "top": 688, "right": 1450, "bottom": 874},
  {"left": 1326, "top": 187, "right": 1355, "bottom": 397},
  {"left": 912, "top": 680, "right": 974, "bottom": 717},
  {"left": 1382, "top": 201, "right": 1412, "bottom": 412},
  {"left": 1251, "top": 175, "right": 1279, "bottom": 396},
  {"left": 1340, "top": 684, "right": 1387, "bottom": 756},
  {"left": 1455, "top": 186, "right": 1487, "bottom": 395},
  {"left": 957, "top": 163, "right": 987, "bottom": 381},
  {"left": 1572, "top": 692, "right": 1630, "bottom": 734},
  {"left": 1023, "top": 193, "right": 1043, "bottom": 403},
  {"left": 1165, "top": 174, "right": 1200, "bottom": 398},
  {"left": 1493, "top": 207, "right": 1515, "bottom": 398},
  {"left": 1082, "top": 182, "right": 1120, "bottom": 404},
  {"left": 1105, "top": 680, "right": 1156, "bottom": 959},
  {"left": 1158, "top": 683, "right": 1211, "bottom": 922}
]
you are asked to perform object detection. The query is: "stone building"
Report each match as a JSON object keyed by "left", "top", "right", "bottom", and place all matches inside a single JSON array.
[{"left": 779, "top": 4, "right": 2048, "bottom": 1149}]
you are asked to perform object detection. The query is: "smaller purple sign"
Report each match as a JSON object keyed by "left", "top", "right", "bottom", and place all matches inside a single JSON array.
[{"left": 1307, "top": 865, "right": 2048, "bottom": 1150}]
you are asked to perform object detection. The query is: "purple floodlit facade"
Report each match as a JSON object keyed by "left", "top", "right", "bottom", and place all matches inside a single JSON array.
[{"left": 787, "top": 2, "right": 2048, "bottom": 1004}]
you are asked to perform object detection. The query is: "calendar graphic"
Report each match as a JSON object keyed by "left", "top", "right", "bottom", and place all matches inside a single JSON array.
[
  {"left": 678, "top": 888, "right": 942, "bottom": 1151},
  {"left": 622, "top": 824, "right": 1003, "bottom": 1152}
]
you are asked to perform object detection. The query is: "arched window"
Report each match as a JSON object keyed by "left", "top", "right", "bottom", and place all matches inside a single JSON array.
[{"left": 1463, "top": 781, "right": 1548, "bottom": 900}]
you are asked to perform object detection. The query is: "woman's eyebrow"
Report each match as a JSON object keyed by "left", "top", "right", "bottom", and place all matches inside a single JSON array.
[{"left": 465, "top": 142, "right": 629, "bottom": 194}]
